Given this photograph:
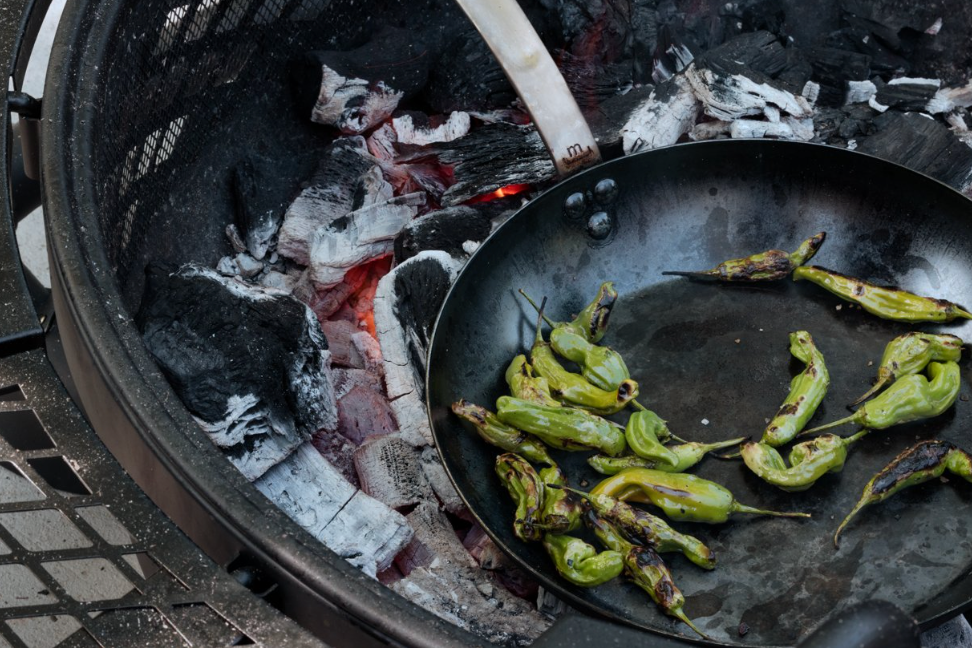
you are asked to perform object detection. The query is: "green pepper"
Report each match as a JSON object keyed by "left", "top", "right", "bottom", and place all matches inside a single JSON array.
[
  {"left": 760, "top": 330, "right": 830, "bottom": 447},
  {"left": 793, "top": 265, "right": 972, "bottom": 323},
  {"left": 742, "top": 430, "right": 869, "bottom": 492},
  {"left": 801, "top": 361, "right": 961, "bottom": 436},
  {"left": 495, "top": 396, "right": 627, "bottom": 456},
  {"left": 542, "top": 533, "right": 624, "bottom": 587},
  {"left": 663, "top": 232, "right": 826, "bottom": 282},
  {"left": 588, "top": 437, "right": 747, "bottom": 475},
  {"left": 834, "top": 440, "right": 972, "bottom": 548},
  {"left": 853, "top": 333, "right": 964, "bottom": 405},
  {"left": 625, "top": 410, "right": 679, "bottom": 467},
  {"left": 505, "top": 355, "right": 561, "bottom": 407},
  {"left": 527, "top": 299, "right": 638, "bottom": 415},
  {"left": 557, "top": 281, "right": 618, "bottom": 343},
  {"left": 451, "top": 400, "right": 555, "bottom": 466},
  {"left": 495, "top": 453, "right": 545, "bottom": 542},
  {"left": 574, "top": 489, "right": 716, "bottom": 569},
  {"left": 587, "top": 513, "right": 706, "bottom": 638},
  {"left": 590, "top": 468, "right": 810, "bottom": 523},
  {"left": 538, "top": 465, "right": 582, "bottom": 533}
]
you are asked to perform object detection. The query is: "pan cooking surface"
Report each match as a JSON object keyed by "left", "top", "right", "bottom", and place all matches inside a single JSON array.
[{"left": 427, "top": 141, "right": 972, "bottom": 646}]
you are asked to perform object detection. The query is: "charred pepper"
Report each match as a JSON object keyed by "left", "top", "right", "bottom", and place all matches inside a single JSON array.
[
  {"left": 663, "top": 232, "right": 826, "bottom": 282},
  {"left": 853, "top": 332, "right": 964, "bottom": 405},
  {"left": 542, "top": 533, "right": 624, "bottom": 587},
  {"left": 573, "top": 489, "right": 716, "bottom": 569},
  {"left": 451, "top": 400, "right": 555, "bottom": 466},
  {"left": 495, "top": 453, "right": 545, "bottom": 542},
  {"left": 589, "top": 437, "right": 746, "bottom": 475},
  {"left": 505, "top": 355, "right": 561, "bottom": 407},
  {"left": 760, "top": 330, "right": 830, "bottom": 447},
  {"left": 793, "top": 265, "right": 972, "bottom": 323},
  {"left": 834, "top": 440, "right": 972, "bottom": 547},
  {"left": 625, "top": 410, "right": 679, "bottom": 467},
  {"left": 519, "top": 288, "right": 632, "bottom": 392},
  {"left": 587, "top": 512, "right": 706, "bottom": 637},
  {"left": 528, "top": 298, "right": 638, "bottom": 414},
  {"left": 538, "top": 465, "right": 582, "bottom": 533},
  {"left": 801, "top": 361, "right": 961, "bottom": 435},
  {"left": 591, "top": 468, "right": 810, "bottom": 523},
  {"left": 742, "top": 430, "right": 869, "bottom": 492},
  {"left": 495, "top": 396, "right": 627, "bottom": 456}
]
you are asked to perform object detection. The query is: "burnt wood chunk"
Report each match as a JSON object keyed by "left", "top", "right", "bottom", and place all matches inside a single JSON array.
[
  {"left": 339, "top": 384, "right": 399, "bottom": 445},
  {"left": 857, "top": 112, "right": 972, "bottom": 191},
  {"left": 311, "top": 431, "right": 359, "bottom": 488},
  {"left": 621, "top": 75, "right": 701, "bottom": 154},
  {"left": 396, "top": 502, "right": 477, "bottom": 576},
  {"left": 255, "top": 443, "right": 412, "bottom": 577},
  {"left": 137, "top": 264, "right": 336, "bottom": 481},
  {"left": 588, "top": 84, "right": 655, "bottom": 151},
  {"left": 320, "top": 319, "right": 363, "bottom": 368},
  {"left": 423, "top": 30, "right": 516, "bottom": 113},
  {"left": 232, "top": 154, "right": 290, "bottom": 260},
  {"left": 331, "top": 368, "right": 384, "bottom": 400},
  {"left": 354, "top": 434, "right": 432, "bottom": 510},
  {"left": 875, "top": 78, "right": 940, "bottom": 111},
  {"left": 419, "top": 446, "right": 466, "bottom": 516},
  {"left": 394, "top": 206, "right": 492, "bottom": 262},
  {"left": 804, "top": 47, "right": 871, "bottom": 107}
]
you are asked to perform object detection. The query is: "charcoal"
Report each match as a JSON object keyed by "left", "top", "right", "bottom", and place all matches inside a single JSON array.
[
  {"left": 776, "top": 48, "right": 814, "bottom": 95},
  {"left": 339, "top": 385, "right": 399, "bottom": 445},
  {"left": 845, "top": 79, "right": 878, "bottom": 104},
  {"left": 311, "top": 431, "right": 359, "bottom": 488},
  {"left": 621, "top": 75, "right": 701, "bottom": 154},
  {"left": 587, "top": 84, "right": 655, "bottom": 151},
  {"left": 216, "top": 252, "right": 264, "bottom": 279},
  {"left": 304, "top": 264, "right": 370, "bottom": 322},
  {"left": 374, "top": 252, "right": 463, "bottom": 447},
  {"left": 825, "top": 26, "right": 911, "bottom": 75},
  {"left": 331, "top": 368, "right": 384, "bottom": 400},
  {"left": 423, "top": 30, "right": 516, "bottom": 113},
  {"left": 394, "top": 206, "right": 492, "bottom": 263},
  {"left": 255, "top": 443, "right": 412, "bottom": 577},
  {"left": 462, "top": 523, "right": 542, "bottom": 598},
  {"left": 137, "top": 264, "right": 336, "bottom": 481},
  {"left": 351, "top": 331, "right": 384, "bottom": 374},
  {"left": 419, "top": 446, "right": 466, "bottom": 516},
  {"left": 278, "top": 138, "right": 373, "bottom": 266},
  {"left": 630, "top": 0, "right": 660, "bottom": 84},
  {"left": 259, "top": 270, "right": 298, "bottom": 293},
  {"left": 840, "top": 0, "right": 942, "bottom": 53},
  {"left": 857, "top": 111, "right": 972, "bottom": 191},
  {"left": 232, "top": 154, "right": 290, "bottom": 260},
  {"left": 804, "top": 46, "right": 871, "bottom": 107},
  {"left": 689, "top": 120, "right": 731, "bottom": 141},
  {"left": 706, "top": 31, "right": 790, "bottom": 79},
  {"left": 651, "top": 21, "right": 697, "bottom": 85},
  {"left": 558, "top": 51, "right": 633, "bottom": 113},
  {"left": 731, "top": 116, "right": 814, "bottom": 140},
  {"left": 368, "top": 123, "right": 453, "bottom": 199},
  {"left": 320, "top": 319, "right": 362, "bottom": 368},
  {"left": 396, "top": 502, "right": 476, "bottom": 576},
  {"left": 225, "top": 224, "right": 246, "bottom": 254},
  {"left": 875, "top": 77, "right": 940, "bottom": 110},
  {"left": 393, "top": 112, "right": 471, "bottom": 146},
  {"left": 402, "top": 122, "right": 556, "bottom": 206},
  {"left": 354, "top": 434, "right": 432, "bottom": 509}
]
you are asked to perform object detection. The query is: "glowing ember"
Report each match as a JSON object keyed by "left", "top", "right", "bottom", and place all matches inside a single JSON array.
[{"left": 466, "top": 183, "right": 531, "bottom": 204}]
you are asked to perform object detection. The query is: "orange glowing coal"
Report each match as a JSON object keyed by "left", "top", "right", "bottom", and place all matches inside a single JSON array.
[{"left": 467, "top": 184, "right": 531, "bottom": 204}]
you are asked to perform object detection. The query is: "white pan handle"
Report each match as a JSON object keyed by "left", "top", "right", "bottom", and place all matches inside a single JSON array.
[{"left": 455, "top": 0, "right": 602, "bottom": 175}]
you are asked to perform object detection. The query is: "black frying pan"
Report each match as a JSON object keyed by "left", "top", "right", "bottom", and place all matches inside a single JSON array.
[{"left": 427, "top": 138, "right": 972, "bottom": 647}]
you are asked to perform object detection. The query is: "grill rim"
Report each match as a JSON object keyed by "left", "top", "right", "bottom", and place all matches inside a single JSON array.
[{"left": 39, "top": 0, "right": 488, "bottom": 645}]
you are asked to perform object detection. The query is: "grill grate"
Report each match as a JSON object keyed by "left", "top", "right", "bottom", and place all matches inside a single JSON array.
[{"left": 0, "top": 348, "right": 312, "bottom": 646}]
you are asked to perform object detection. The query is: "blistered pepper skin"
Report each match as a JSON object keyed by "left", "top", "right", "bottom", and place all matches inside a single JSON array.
[
  {"left": 834, "top": 440, "right": 972, "bottom": 547},
  {"left": 496, "top": 396, "right": 627, "bottom": 456},
  {"left": 803, "top": 361, "right": 962, "bottom": 435},
  {"left": 451, "top": 400, "right": 555, "bottom": 466},
  {"left": 542, "top": 533, "right": 624, "bottom": 587},
  {"left": 538, "top": 466, "right": 582, "bottom": 533},
  {"left": 505, "top": 355, "right": 561, "bottom": 407},
  {"left": 625, "top": 411, "right": 679, "bottom": 467},
  {"left": 550, "top": 326, "right": 632, "bottom": 392},
  {"left": 663, "top": 232, "right": 826, "bottom": 282},
  {"left": 793, "top": 265, "right": 972, "bottom": 323},
  {"left": 853, "top": 333, "right": 964, "bottom": 405},
  {"left": 495, "top": 453, "right": 545, "bottom": 542},
  {"left": 589, "top": 437, "right": 746, "bottom": 475},
  {"left": 591, "top": 468, "right": 810, "bottom": 523},
  {"left": 760, "top": 330, "right": 830, "bottom": 447},
  {"left": 742, "top": 430, "right": 868, "bottom": 492}
]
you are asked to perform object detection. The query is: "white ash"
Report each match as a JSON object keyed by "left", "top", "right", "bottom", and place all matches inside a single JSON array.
[
  {"left": 393, "top": 112, "right": 471, "bottom": 146},
  {"left": 763, "top": 105, "right": 781, "bottom": 123},
  {"left": 256, "top": 443, "right": 412, "bottom": 577},
  {"left": 689, "top": 120, "right": 732, "bottom": 141},
  {"left": 621, "top": 75, "right": 701, "bottom": 154},
  {"left": 354, "top": 434, "right": 433, "bottom": 510},
  {"left": 351, "top": 331, "right": 384, "bottom": 374},
  {"left": 801, "top": 81, "right": 821, "bottom": 106},
  {"left": 868, "top": 95, "right": 890, "bottom": 113},
  {"left": 846, "top": 80, "right": 878, "bottom": 105},
  {"left": 685, "top": 62, "right": 813, "bottom": 122},
  {"left": 311, "top": 65, "right": 403, "bottom": 135},
  {"left": 259, "top": 270, "right": 298, "bottom": 293},
  {"left": 730, "top": 116, "right": 814, "bottom": 141},
  {"left": 419, "top": 446, "right": 467, "bottom": 516},
  {"left": 926, "top": 81, "right": 972, "bottom": 115},
  {"left": 462, "top": 240, "right": 480, "bottom": 255},
  {"left": 217, "top": 252, "right": 264, "bottom": 279},
  {"left": 331, "top": 368, "right": 384, "bottom": 400}
]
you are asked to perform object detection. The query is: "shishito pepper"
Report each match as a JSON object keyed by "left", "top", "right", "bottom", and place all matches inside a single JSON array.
[
  {"left": 760, "top": 330, "right": 830, "bottom": 447},
  {"left": 591, "top": 468, "right": 810, "bottom": 523},
  {"left": 793, "top": 265, "right": 972, "bottom": 323},
  {"left": 663, "top": 232, "right": 826, "bottom": 282},
  {"left": 742, "top": 430, "right": 869, "bottom": 492},
  {"left": 495, "top": 453, "right": 545, "bottom": 542},
  {"left": 505, "top": 355, "right": 561, "bottom": 407},
  {"left": 542, "top": 533, "right": 624, "bottom": 587},
  {"left": 587, "top": 512, "right": 706, "bottom": 638},
  {"left": 452, "top": 400, "right": 555, "bottom": 466},
  {"left": 834, "top": 440, "right": 972, "bottom": 548},
  {"left": 588, "top": 437, "right": 747, "bottom": 475},
  {"left": 853, "top": 332, "right": 964, "bottom": 405},
  {"left": 801, "top": 361, "right": 961, "bottom": 436},
  {"left": 625, "top": 410, "right": 679, "bottom": 467},
  {"left": 495, "top": 396, "right": 627, "bottom": 456},
  {"left": 538, "top": 465, "right": 582, "bottom": 533},
  {"left": 573, "top": 489, "right": 716, "bottom": 569}
]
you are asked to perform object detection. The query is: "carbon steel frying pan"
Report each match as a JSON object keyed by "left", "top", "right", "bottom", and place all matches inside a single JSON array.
[{"left": 427, "top": 2, "right": 972, "bottom": 646}]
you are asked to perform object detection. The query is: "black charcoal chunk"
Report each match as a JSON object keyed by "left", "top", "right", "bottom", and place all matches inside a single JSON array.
[
  {"left": 394, "top": 257, "right": 454, "bottom": 372},
  {"left": 858, "top": 112, "right": 972, "bottom": 190},
  {"left": 804, "top": 46, "right": 872, "bottom": 106},
  {"left": 702, "top": 31, "right": 789, "bottom": 79},
  {"left": 825, "top": 26, "right": 911, "bottom": 75},
  {"left": 394, "top": 206, "right": 492, "bottom": 263},
  {"left": 423, "top": 31, "right": 516, "bottom": 113},
  {"left": 875, "top": 80, "right": 940, "bottom": 111},
  {"left": 232, "top": 154, "right": 290, "bottom": 260},
  {"left": 137, "top": 264, "right": 336, "bottom": 481},
  {"left": 588, "top": 84, "right": 656, "bottom": 152}
]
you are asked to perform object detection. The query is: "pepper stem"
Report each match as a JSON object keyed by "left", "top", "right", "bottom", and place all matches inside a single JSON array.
[
  {"left": 843, "top": 429, "right": 870, "bottom": 446},
  {"left": 850, "top": 377, "right": 889, "bottom": 407},
  {"left": 833, "top": 499, "right": 868, "bottom": 549},
  {"left": 731, "top": 502, "right": 811, "bottom": 518},
  {"left": 661, "top": 270, "right": 715, "bottom": 280},
  {"left": 632, "top": 400, "right": 689, "bottom": 442},
  {"left": 671, "top": 608, "right": 708, "bottom": 639},
  {"left": 518, "top": 289, "right": 557, "bottom": 328},
  {"left": 798, "top": 413, "right": 858, "bottom": 437},
  {"left": 533, "top": 297, "right": 548, "bottom": 346},
  {"left": 700, "top": 437, "right": 747, "bottom": 453}
]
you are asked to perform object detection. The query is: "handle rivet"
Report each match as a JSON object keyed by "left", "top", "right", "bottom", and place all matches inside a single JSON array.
[
  {"left": 587, "top": 211, "right": 613, "bottom": 240},
  {"left": 564, "top": 192, "right": 587, "bottom": 219},
  {"left": 593, "top": 178, "right": 619, "bottom": 205}
]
